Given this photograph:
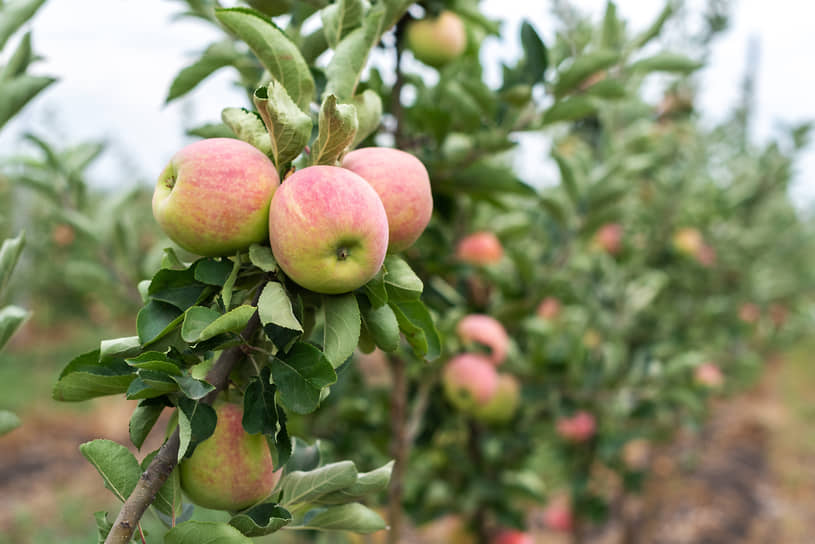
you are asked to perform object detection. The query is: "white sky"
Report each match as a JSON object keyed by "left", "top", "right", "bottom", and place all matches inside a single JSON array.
[{"left": 2, "top": 0, "right": 814, "bottom": 207}]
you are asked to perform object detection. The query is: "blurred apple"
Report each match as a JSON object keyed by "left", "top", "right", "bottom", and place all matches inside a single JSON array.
[
  {"left": 556, "top": 411, "right": 596, "bottom": 443},
  {"left": 405, "top": 11, "right": 467, "bottom": 68},
  {"left": 694, "top": 362, "right": 724, "bottom": 389},
  {"left": 592, "top": 222, "right": 623, "bottom": 255},
  {"left": 536, "top": 296, "right": 562, "bottom": 321},
  {"left": 473, "top": 373, "right": 520, "bottom": 424},
  {"left": 443, "top": 353, "right": 498, "bottom": 412},
  {"left": 542, "top": 495, "right": 573, "bottom": 532},
  {"left": 739, "top": 302, "right": 760, "bottom": 324},
  {"left": 456, "top": 232, "right": 503, "bottom": 265},
  {"left": 456, "top": 314, "right": 509, "bottom": 365},
  {"left": 672, "top": 227, "right": 703, "bottom": 257},
  {"left": 493, "top": 528, "right": 533, "bottom": 544}
]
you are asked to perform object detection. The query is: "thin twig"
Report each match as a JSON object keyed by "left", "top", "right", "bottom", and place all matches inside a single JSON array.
[{"left": 387, "top": 355, "right": 408, "bottom": 544}]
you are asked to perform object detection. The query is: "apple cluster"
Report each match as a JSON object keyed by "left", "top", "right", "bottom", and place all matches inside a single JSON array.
[
  {"left": 152, "top": 139, "right": 433, "bottom": 295},
  {"left": 442, "top": 314, "right": 520, "bottom": 424}
]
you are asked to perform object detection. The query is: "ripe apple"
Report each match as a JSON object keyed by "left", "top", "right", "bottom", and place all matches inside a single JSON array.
[
  {"left": 739, "top": 303, "right": 760, "bottom": 324},
  {"left": 537, "top": 297, "right": 561, "bottom": 321},
  {"left": 268, "top": 165, "right": 389, "bottom": 294},
  {"left": 473, "top": 373, "right": 520, "bottom": 424},
  {"left": 405, "top": 10, "right": 467, "bottom": 68},
  {"left": 695, "top": 243, "right": 717, "bottom": 267},
  {"left": 179, "top": 401, "right": 280, "bottom": 511},
  {"left": 456, "top": 314, "right": 509, "bottom": 366},
  {"left": 672, "top": 227, "right": 703, "bottom": 257},
  {"left": 52, "top": 224, "right": 75, "bottom": 247},
  {"left": 443, "top": 353, "right": 498, "bottom": 412},
  {"left": 542, "top": 495, "right": 573, "bottom": 532},
  {"left": 493, "top": 529, "right": 533, "bottom": 544},
  {"left": 694, "top": 362, "right": 724, "bottom": 389},
  {"left": 153, "top": 138, "right": 279, "bottom": 257},
  {"left": 456, "top": 232, "right": 503, "bottom": 265},
  {"left": 342, "top": 147, "right": 433, "bottom": 253},
  {"left": 592, "top": 222, "right": 623, "bottom": 255},
  {"left": 556, "top": 411, "right": 596, "bottom": 443}
]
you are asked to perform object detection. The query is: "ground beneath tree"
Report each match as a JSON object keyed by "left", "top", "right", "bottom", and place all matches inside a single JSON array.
[{"left": 2, "top": 351, "right": 815, "bottom": 543}]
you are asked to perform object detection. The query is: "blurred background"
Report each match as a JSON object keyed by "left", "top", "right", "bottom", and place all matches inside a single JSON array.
[{"left": 1, "top": 0, "right": 814, "bottom": 543}]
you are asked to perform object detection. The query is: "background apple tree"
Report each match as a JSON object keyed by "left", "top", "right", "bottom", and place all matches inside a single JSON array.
[{"left": 0, "top": 0, "right": 812, "bottom": 543}]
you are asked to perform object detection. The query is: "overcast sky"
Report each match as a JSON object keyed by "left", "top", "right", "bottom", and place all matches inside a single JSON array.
[{"left": 2, "top": 0, "right": 813, "bottom": 208}]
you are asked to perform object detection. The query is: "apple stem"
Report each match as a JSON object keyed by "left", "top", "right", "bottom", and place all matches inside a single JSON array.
[{"left": 337, "top": 247, "right": 349, "bottom": 260}]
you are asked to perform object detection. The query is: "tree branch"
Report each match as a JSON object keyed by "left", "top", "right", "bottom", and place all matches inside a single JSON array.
[
  {"left": 387, "top": 355, "right": 408, "bottom": 544},
  {"left": 104, "top": 303, "right": 262, "bottom": 544}
]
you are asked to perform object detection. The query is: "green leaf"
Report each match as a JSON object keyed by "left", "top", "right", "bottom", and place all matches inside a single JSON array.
[
  {"left": 601, "top": 1, "right": 621, "bottom": 48},
  {"left": 0, "top": 0, "right": 47, "bottom": 51},
  {"left": 258, "top": 282, "right": 303, "bottom": 331},
  {"left": 99, "top": 336, "right": 141, "bottom": 363},
  {"left": 299, "top": 503, "right": 386, "bottom": 532},
  {"left": 553, "top": 50, "right": 619, "bottom": 98},
  {"left": 242, "top": 368, "right": 278, "bottom": 435},
  {"left": 0, "top": 75, "right": 56, "bottom": 131},
  {"left": 322, "top": 294, "right": 360, "bottom": 367},
  {"left": 542, "top": 96, "right": 597, "bottom": 125},
  {"left": 126, "top": 351, "right": 183, "bottom": 376},
  {"left": 165, "top": 521, "right": 253, "bottom": 544},
  {"left": 383, "top": 255, "right": 422, "bottom": 300},
  {"left": 127, "top": 372, "right": 178, "bottom": 400},
  {"left": 221, "top": 107, "right": 272, "bottom": 155},
  {"left": 632, "top": 2, "right": 675, "bottom": 49},
  {"left": 149, "top": 267, "right": 208, "bottom": 310},
  {"left": 388, "top": 299, "right": 441, "bottom": 361},
  {"left": 142, "top": 450, "right": 183, "bottom": 518},
  {"left": 361, "top": 302, "right": 399, "bottom": 352},
  {"left": 438, "top": 160, "right": 537, "bottom": 197},
  {"left": 94, "top": 511, "right": 113, "bottom": 544},
  {"left": 172, "top": 374, "right": 215, "bottom": 400},
  {"left": 0, "top": 31, "right": 32, "bottom": 81},
  {"left": 351, "top": 89, "right": 382, "bottom": 148},
  {"left": 552, "top": 152, "right": 579, "bottom": 206},
  {"left": 280, "top": 461, "right": 358, "bottom": 506},
  {"left": 630, "top": 52, "right": 702, "bottom": 74},
  {"left": 199, "top": 305, "right": 256, "bottom": 341},
  {"left": 0, "top": 409, "right": 21, "bottom": 436},
  {"left": 584, "top": 78, "right": 626, "bottom": 99},
  {"left": 194, "top": 258, "right": 235, "bottom": 286},
  {"left": 222, "top": 254, "right": 241, "bottom": 310},
  {"left": 271, "top": 342, "right": 337, "bottom": 414},
  {"left": 215, "top": 8, "right": 315, "bottom": 112},
  {"left": 166, "top": 40, "right": 240, "bottom": 103},
  {"left": 137, "top": 301, "right": 183, "bottom": 346},
  {"left": 323, "top": 3, "right": 385, "bottom": 101},
  {"left": 311, "top": 94, "right": 358, "bottom": 166},
  {"left": 177, "top": 397, "right": 217, "bottom": 461},
  {"left": 253, "top": 81, "right": 312, "bottom": 169},
  {"left": 362, "top": 268, "right": 387, "bottom": 308},
  {"left": 229, "top": 503, "right": 292, "bottom": 537},
  {"left": 285, "top": 437, "right": 321, "bottom": 474},
  {"left": 0, "top": 231, "right": 25, "bottom": 297},
  {"left": 79, "top": 439, "right": 141, "bottom": 502},
  {"left": 316, "top": 460, "right": 393, "bottom": 504},
  {"left": 248, "top": 244, "right": 278, "bottom": 272},
  {"left": 53, "top": 350, "right": 136, "bottom": 402},
  {"left": 129, "top": 402, "right": 164, "bottom": 449},
  {"left": 0, "top": 305, "right": 28, "bottom": 350},
  {"left": 187, "top": 123, "right": 235, "bottom": 139},
  {"left": 181, "top": 306, "right": 220, "bottom": 343},
  {"left": 321, "top": 0, "right": 364, "bottom": 48},
  {"left": 520, "top": 21, "right": 548, "bottom": 84}
]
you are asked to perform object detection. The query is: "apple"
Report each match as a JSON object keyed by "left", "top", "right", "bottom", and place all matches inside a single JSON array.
[
  {"left": 770, "top": 303, "right": 788, "bottom": 327},
  {"left": 456, "top": 232, "right": 503, "bottom": 265},
  {"left": 694, "top": 362, "right": 724, "bottom": 389},
  {"left": 180, "top": 401, "right": 280, "bottom": 511},
  {"left": 622, "top": 438, "right": 651, "bottom": 471},
  {"left": 493, "top": 529, "right": 533, "bottom": 544},
  {"left": 542, "top": 495, "right": 573, "bottom": 532},
  {"left": 268, "top": 165, "right": 389, "bottom": 294},
  {"left": 739, "top": 303, "right": 760, "bottom": 324},
  {"left": 556, "top": 411, "right": 596, "bottom": 443},
  {"left": 52, "top": 224, "right": 75, "bottom": 247},
  {"left": 456, "top": 314, "right": 509, "bottom": 366},
  {"left": 672, "top": 227, "right": 703, "bottom": 257},
  {"left": 443, "top": 353, "right": 498, "bottom": 412},
  {"left": 152, "top": 138, "right": 279, "bottom": 257},
  {"left": 592, "top": 222, "right": 623, "bottom": 255},
  {"left": 473, "top": 373, "right": 520, "bottom": 424},
  {"left": 536, "top": 297, "right": 561, "bottom": 321},
  {"left": 405, "top": 10, "right": 467, "bottom": 68},
  {"left": 695, "top": 243, "right": 717, "bottom": 267},
  {"left": 341, "top": 147, "right": 433, "bottom": 253}
]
